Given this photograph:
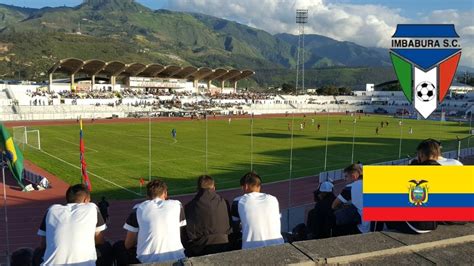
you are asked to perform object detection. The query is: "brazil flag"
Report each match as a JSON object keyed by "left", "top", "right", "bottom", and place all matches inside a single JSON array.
[{"left": 0, "top": 123, "right": 24, "bottom": 188}]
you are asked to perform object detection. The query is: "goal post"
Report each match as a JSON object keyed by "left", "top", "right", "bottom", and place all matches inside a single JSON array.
[
  {"left": 12, "top": 126, "right": 41, "bottom": 150},
  {"left": 12, "top": 126, "right": 27, "bottom": 149},
  {"left": 25, "top": 129, "right": 41, "bottom": 150}
]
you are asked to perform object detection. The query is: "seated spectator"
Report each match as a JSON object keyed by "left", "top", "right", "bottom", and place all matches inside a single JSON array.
[
  {"left": 34, "top": 184, "right": 111, "bottom": 266},
  {"left": 417, "top": 139, "right": 463, "bottom": 166},
  {"left": 307, "top": 181, "right": 336, "bottom": 239},
  {"left": 114, "top": 179, "right": 186, "bottom": 264},
  {"left": 11, "top": 248, "right": 33, "bottom": 266},
  {"left": 231, "top": 172, "right": 284, "bottom": 249},
  {"left": 332, "top": 164, "right": 370, "bottom": 235},
  {"left": 183, "top": 175, "right": 231, "bottom": 257}
]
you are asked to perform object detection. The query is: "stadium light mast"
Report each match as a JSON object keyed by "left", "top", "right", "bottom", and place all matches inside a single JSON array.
[{"left": 295, "top": 9, "right": 308, "bottom": 95}]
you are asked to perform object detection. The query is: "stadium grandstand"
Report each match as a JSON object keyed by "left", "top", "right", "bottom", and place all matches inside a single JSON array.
[
  {"left": 1, "top": 62, "right": 474, "bottom": 265},
  {"left": 0, "top": 59, "right": 472, "bottom": 121}
]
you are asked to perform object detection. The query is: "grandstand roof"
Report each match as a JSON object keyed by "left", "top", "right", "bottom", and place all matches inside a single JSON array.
[{"left": 48, "top": 58, "right": 254, "bottom": 82}]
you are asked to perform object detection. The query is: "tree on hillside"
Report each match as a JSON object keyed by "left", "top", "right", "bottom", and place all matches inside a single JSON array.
[
  {"left": 281, "top": 83, "right": 295, "bottom": 93},
  {"left": 317, "top": 85, "right": 339, "bottom": 95},
  {"left": 337, "top": 87, "right": 352, "bottom": 95}
]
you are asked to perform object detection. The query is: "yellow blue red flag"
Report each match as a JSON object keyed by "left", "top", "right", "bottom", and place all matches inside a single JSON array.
[
  {"left": 80, "top": 119, "right": 92, "bottom": 191},
  {"left": 363, "top": 166, "right": 474, "bottom": 221}
]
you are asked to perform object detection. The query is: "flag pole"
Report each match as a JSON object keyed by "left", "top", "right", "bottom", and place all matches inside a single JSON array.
[
  {"left": 1, "top": 155, "right": 11, "bottom": 265},
  {"left": 468, "top": 112, "right": 472, "bottom": 148},
  {"left": 287, "top": 112, "right": 295, "bottom": 232},
  {"left": 148, "top": 107, "right": 152, "bottom": 182},
  {"left": 398, "top": 112, "right": 404, "bottom": 159},
  {"left": 250, "top": 112, "right": 254, "bottom": 172},
  {"left": 324, "top": 111, "right": 329, "bottom": 171},
  {"left": 351, "top": 118, "right": 357, "bottom": 163},
  {"left": 79, "top": 117, "right": 83, "bottom": 185},
  {"left": 205, "top": 112, "right": 208, "bottom": 174}
]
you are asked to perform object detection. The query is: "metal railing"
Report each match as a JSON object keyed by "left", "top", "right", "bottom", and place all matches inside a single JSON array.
[{"left": 319, "top": 146, "right": 474, "bottom": 183}]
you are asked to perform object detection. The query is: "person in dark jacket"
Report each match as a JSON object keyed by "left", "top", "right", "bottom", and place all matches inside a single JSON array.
[
  {"left": 183, "top": 175, "right": 231, "bottom": 257},
  {"left": 306, "top": 181, "right": 336, "bottom": 239}
]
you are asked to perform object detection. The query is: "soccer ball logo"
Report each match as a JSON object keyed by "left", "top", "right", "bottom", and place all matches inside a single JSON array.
[{"left": 416, "top": 82, "right": 436, "bottom": 102}]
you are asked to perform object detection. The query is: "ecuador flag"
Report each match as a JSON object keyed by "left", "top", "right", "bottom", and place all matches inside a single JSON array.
[
  {"left": 80, "top": 119, "right": 92, "bottom": 191},
  {"left": 0, "top": 123, "right": 24, "bottom": 187},
  {"left": 363, "top": 166, "right": 474, "bottom": 221}
]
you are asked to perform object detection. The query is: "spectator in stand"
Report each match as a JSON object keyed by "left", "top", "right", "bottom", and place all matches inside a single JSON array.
[
  {"left": 183, "top": 175, "right": 231, "bottom": 257},
  {"left": 231, "top": 172, "right": 284, "bottom": 249},
  {"left": 97, "top": 196, "right": 110, "bottom": 223},
  {"left": 431, "top": 139, "right": 463, "bottom": 166},
  {"left": 331, "top": 164, "right": 370, "bottom": 235},
  {"left": 34, "top": 184, "right": 111, "bottom": 266},
  {"left": 412, "top": 139, "right": 463, "bottom": 166},
  {"left": 306, "top": 181, "right": 335, "bottom": 239},
  {"left": 114, "top": 179, "right": 186, "bottom": 265}
]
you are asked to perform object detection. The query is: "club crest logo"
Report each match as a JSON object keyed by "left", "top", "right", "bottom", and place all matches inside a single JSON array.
[
  {"left": 390, "top": 24, "right": 462, "bottom": 118},
  {"left": 408, "top": 179, "right": 429, "bottom": 206}
]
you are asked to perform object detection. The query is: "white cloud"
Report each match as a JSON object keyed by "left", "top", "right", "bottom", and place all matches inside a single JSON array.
[
  {"left": 166, "top": 0, "right": 473, "bottom": 67},
  {"left": 422, "top": 10, "right": 474, "bottom": 67}
]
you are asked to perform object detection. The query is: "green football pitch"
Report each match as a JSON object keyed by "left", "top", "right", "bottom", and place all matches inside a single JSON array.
[{"left": 19, "top": 114, "right": 471, "bottom": 199}]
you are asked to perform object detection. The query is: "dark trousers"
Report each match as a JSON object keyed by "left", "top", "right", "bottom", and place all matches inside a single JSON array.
[
  {"left": 185, "top": 243, "right": 229, "bottom": 257},
  {"left": 112, "top": 240, "right": 140, "bottom": 266},
  {"left": 332, "top": 224, "right": 361, "bottom": 237},
  {"left": 33, "top": 242, "right": 113, "bottom": 266}
]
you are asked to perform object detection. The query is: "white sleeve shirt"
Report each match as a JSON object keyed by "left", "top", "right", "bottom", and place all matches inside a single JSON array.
[
  {"left": 237, "top": 192, "right": 284, "bottom": 249},
  {"left": 37, "top": 203, "right": 106, "bottom": 266},
  {"left": 123, "top": 199, "right": 186, "bottom": 263}
]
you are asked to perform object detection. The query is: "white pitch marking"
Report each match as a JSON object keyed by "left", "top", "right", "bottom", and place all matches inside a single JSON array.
[
  {"left": 56, "top": 138, "right": 99, "bottom": 153},
  {"left": 39, "top": 149, "right": 141, "bottom": 196}
]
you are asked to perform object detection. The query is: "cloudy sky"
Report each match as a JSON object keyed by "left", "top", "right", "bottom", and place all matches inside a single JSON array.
[{"left": 1, "top": 0, "right": 473, "bottom": 66}]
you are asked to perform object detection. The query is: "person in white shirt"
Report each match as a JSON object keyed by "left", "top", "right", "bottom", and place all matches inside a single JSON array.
[
  {"left": 332, "top": 164, "right": 370, "bottom": 235},
  {"left": 437, "top": 156, "right": 463, "bottom": 165},
  {"left": 231, "top": 172, "right": 284, "bottom": 249},
  {"left": 115, "top": 179, "right": 186, "bottom": 264},
  {"left": 34, "top": 184, "right": 110, "bottom": 266},
  {"left": 416, "top": 139, "right": 463, "bottom": 166}
]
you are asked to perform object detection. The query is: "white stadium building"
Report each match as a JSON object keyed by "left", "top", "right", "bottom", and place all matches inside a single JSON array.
[{"left": 0, "top": 58, "right": 472, "bottom": 121}]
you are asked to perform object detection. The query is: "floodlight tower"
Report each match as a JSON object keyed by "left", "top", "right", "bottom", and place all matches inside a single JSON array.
[{"left": 295, "top": 9, "right": 308, "bottom": 95}]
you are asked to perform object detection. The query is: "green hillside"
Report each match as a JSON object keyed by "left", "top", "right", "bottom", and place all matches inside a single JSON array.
[
  {"left": 0, "top": 4, "right": 34, "bottom": 30},
  {"left": 276, "top": 33, "right": 391, "bottom": 67},
  {"left": 0, "top": 0, "right": 397, "bottom": 87}
]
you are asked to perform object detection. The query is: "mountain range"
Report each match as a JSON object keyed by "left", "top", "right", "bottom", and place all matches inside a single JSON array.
[{"left": 0, "top": 0, "right": 455, "bottom": 87}]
